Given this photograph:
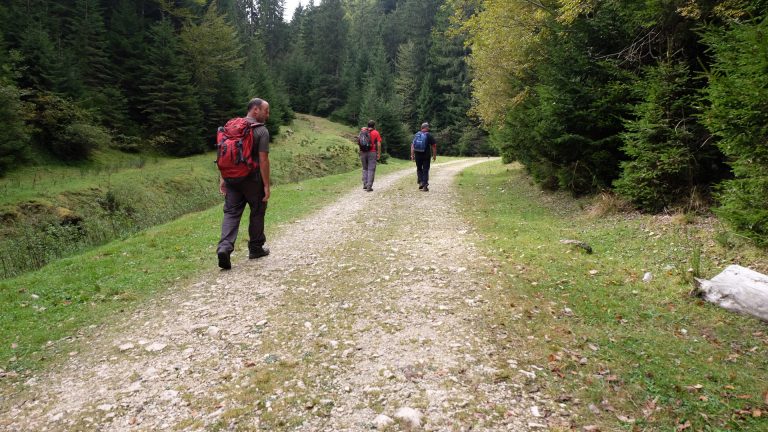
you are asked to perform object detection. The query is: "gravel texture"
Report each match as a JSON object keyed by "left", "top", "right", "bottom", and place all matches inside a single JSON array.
[{"left": 0, "top": 159, "right": 561, "bottom": 431}]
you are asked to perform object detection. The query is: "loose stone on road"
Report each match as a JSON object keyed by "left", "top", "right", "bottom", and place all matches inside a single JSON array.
[{"left": 0, "top": 159, "right": 558, "bottom": 431}]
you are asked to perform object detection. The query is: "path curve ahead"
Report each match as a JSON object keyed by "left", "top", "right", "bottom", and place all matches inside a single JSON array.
[{"left": 2, "top": 158, "right": 555, "bottom": 431}]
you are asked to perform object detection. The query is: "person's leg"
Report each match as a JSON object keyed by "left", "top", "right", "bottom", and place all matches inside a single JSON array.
[
  {"left": 422, "top": 153, "right": 431, "bottom": 187},
  {"left": 218, "top": 183, "right": 246, "bottom": 255},
  {"left": 415, "top": 153, "right": 422, "bottom": 185},
  {"left": 360, "top": 152, "right": 369, "bottom": 189},
  {"left": 240, "top": 175, "right": 268, "bottom": 256},
  {"left": 415, "top": 152, "right": 426, "bottom": 187},
  {"left": 366, "top": 152, "right": 377, "bottom": 189}
]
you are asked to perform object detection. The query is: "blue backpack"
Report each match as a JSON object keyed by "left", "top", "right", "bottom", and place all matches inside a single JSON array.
[{"left": 412, "top": 131, "right": 428, "bottom": 152}]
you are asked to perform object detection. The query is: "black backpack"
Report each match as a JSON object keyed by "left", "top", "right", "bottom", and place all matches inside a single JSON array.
[{"left": 358, "top": 128, "right": 372, "bottom": 152}]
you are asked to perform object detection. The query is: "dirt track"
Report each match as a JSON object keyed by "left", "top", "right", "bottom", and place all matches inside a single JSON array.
[{"left": 1, "top": 159, "right": 557, "bottom": 431}]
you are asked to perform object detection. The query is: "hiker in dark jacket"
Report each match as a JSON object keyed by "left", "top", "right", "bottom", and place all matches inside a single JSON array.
[
  {"left": 216, "top": 98, "right": 271, "bottom": 270},
  {"left": 411, "top": 122, "right": 437, "bottom": 192}
]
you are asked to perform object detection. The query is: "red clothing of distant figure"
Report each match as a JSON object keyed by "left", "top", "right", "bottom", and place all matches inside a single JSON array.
[{"left": 362, "top": 128, "right": 382, "bottom": 152}]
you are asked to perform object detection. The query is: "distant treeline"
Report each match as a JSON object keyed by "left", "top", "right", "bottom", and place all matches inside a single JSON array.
[
  {"left": 450, "top": 0, "right": 768, "bottom": 245},
  {"left": 0, "top": 0, "right": 295, "bottom": 166},
  {"left": 0, "top": 0, "right": 490, "bottom": 178}
]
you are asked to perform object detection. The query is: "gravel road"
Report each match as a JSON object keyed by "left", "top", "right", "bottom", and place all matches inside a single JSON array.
[{"left": 1, "top": 159, "right": 560, "bottom": 431}]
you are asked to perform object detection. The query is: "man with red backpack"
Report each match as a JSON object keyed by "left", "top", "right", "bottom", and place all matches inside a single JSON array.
[
  {"left": 357, "top": 120, "right": 382, "bottom": 192},
  {"left": 215, "top": 98, "right": 271, "bottom": 270}
]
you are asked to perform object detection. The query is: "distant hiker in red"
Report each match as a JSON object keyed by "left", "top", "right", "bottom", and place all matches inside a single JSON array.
[
  {"left": 411, "top": 122, "right": 437, "bottom": 192},
  {"left": 215, "top": 98, "right": 271, "bottom": 270},
  {"left": 358, "top": 120, "right": 382, "bottom": 192}
]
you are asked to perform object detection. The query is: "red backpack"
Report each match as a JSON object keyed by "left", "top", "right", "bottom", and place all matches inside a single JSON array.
[{"left": 215, "top": 118, "right": 262, "bottom": 179}]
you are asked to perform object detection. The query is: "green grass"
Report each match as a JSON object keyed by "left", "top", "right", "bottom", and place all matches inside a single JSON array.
[
  {"left": 457, "top": 161, "right": 768, "bottom": 431},
  {"left": 0, "top": 150, "right": 410, "bottom": 374}
]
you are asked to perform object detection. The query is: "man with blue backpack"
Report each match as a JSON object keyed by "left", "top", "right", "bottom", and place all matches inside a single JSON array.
[{"left": 411, "top": 122, "right": 437, "bottom": 191}]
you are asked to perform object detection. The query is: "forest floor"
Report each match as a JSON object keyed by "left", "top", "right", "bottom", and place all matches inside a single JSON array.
[{"left": 1, "top": 159, "right": 561, "bottom": 431}]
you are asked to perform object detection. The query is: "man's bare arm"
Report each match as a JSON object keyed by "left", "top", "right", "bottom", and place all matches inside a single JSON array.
[{"left": 259, "top": 152, "right": 270, "bottom": 202}]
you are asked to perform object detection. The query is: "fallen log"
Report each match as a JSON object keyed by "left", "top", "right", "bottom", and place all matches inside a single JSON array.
[{"left": 694, "top": 265, "right": 768, "bottom": 322}]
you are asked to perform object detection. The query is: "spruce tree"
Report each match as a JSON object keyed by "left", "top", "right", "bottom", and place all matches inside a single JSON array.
[
  {"left": 106, "top": 0, "right": 146, "bottom": 135},
  {"left": 615, "top": 62, "right": 716, "bottom": 211},
  {"left": 68, "top": 0, "right": 130, "bottom": 130},
  {"left": 704, "top": 15, "right": 768, "bottom": 245},
  {"left": 16, "top": 27, "right": 59, "bottom": 92},
  {"left": 395, "top": 41, "right": 420, "bottom": 131},
  {"left": 67, "top": 0, "right": 112, "bottom": 92},
  {"left": 139, "top": 19, "right": 205, "bottom": 156},
  {"left": 180, "top": 3, "right": 245, "bottom": 138},
  {"left": 0, "top": 29, "right": 30, "bottom": 175}
]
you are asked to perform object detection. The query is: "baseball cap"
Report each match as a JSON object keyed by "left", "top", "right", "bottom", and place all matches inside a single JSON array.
[{"left": 421, "top": 122, "right": 430, "bottom": 129}]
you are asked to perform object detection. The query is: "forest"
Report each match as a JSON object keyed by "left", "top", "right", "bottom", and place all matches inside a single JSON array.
[
  {"left": 451, "top": 0, "right": 768, "bottom": 245},
  {"left": 0, "top": 0, "right": 486, "bottom": 167},
  {"left": 1, "top": 0, "right": 767, "bottom": 244}
]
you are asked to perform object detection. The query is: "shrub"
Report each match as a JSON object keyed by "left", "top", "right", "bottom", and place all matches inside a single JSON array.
[
  {"left": 111, "top": 134, "right": 142, "bottom": 153},
  {"left": 33, "top": 93, "right": 109, "bottom": 161}
]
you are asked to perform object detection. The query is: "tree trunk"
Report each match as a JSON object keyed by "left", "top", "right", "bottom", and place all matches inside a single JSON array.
[{"left": 694, "top": 265, "right": 768, "bottom": 322}]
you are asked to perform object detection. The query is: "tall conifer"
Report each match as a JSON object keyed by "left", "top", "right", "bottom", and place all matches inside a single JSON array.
[{"left": 139, "top": 19, "right": 204, "bottom": 155}]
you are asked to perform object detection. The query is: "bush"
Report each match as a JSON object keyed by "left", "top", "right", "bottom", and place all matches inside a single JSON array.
[
  {"left": 111, "top": 134, "right": 142, "bottom": 153},
  {"left": 33, "top": 93, "right": 109, "bottom": 161}
]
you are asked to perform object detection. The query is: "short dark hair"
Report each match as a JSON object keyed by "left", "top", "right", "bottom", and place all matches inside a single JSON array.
[
  {"left": 367, "top": 120, "right": 375, "bottom": 128},
  {"left": 247, "top": 98, "right": 265, "bottom": 112}
]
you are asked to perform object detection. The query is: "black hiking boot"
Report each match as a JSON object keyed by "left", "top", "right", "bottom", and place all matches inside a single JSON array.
[
  {"left": 418, "top": 182, "right": 424, "bottom": 190},
  {"left": 217, "top": 252, "right": 231, "bottom": 270},
  {"left": 249, "top": 247, "right": 270, "bottom": 259},
  {"left": 366, "top": 186, "right": 373, "bottom": 192},
  {"left": 422, "top": 185, "right": 429, "bottom": 192}
]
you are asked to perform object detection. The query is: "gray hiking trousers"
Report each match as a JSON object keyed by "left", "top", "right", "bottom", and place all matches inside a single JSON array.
[
  {"left": 217, "top": 173, "right": 267, "bottom": 254},
  {"left": 360, "top": 151, "right": 377, "bottom": 188}
]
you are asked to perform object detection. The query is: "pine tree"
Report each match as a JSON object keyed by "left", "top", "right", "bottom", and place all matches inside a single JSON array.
[
  {"left": 704, "top": 15, "right": 768, "bottom": 245},
  {"left": 299, "top": 0, "right": 347, "bottom": 115},
  {"left": 395, "top": 41, "right": 420, "bottom": 131},
  {"left": 67, "top": 0, "right": 113, "bottom": 92},
  {"left": 66, "top": 0, "right": 132, "bottom": 130},
  {"left": 615, "top": 62, "right": 719, "bottom": 211},
  {"left": 106, "top": 0, "right": 147, "bottom": 134},
  {"left": 180, "top": 3, "right": 245, "bottom": 138},
  {"left": 139, "top": 19, "right": 205, "bottom": 156},
  {"left": 16, "top": 27, "right": 59, "bottom": 91},
  {"left": 358, "top": 42, "right": 408, "bottom": 157},
  {"left": 0, "top": 25, "right": 30, "bottom": 175}
]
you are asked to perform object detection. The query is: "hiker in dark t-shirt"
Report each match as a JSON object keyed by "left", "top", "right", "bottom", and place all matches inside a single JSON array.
[
  {"left": 410, "top": 122, "right": 437, "bottom": 192},
  {"left": 216, "top": 98, "right": 272, "bottom": 270}
]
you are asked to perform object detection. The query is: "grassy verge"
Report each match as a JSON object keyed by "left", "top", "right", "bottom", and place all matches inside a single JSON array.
[
  {"left": 458, "top": 161, "right": 768, "bottom": 431},
  {"left": 0, "top": 158, "right": 410, "bottom": 374},
  {"left": 0, "top": 114, "right": 363, "bottom": 278}
]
